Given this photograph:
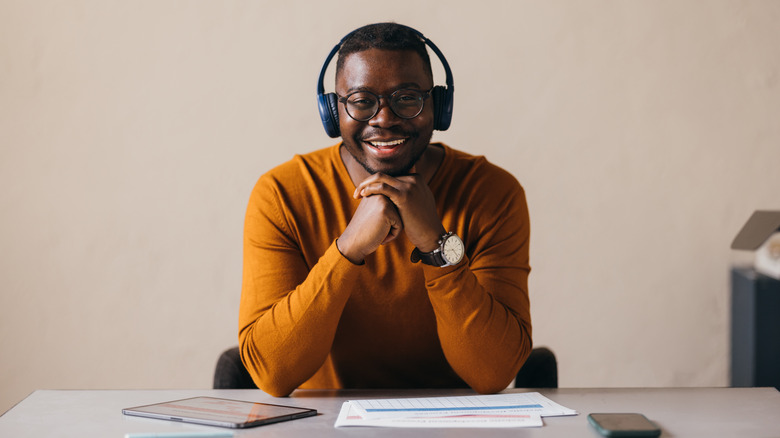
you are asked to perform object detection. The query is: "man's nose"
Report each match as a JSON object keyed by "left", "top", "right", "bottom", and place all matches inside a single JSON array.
[{"left": 368, "top": 99, "right": 401, "bottom": 128}]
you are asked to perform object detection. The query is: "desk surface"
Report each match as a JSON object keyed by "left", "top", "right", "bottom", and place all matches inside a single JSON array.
[{"left": 1, "top": 387, "right": 779, "bottom": 437}]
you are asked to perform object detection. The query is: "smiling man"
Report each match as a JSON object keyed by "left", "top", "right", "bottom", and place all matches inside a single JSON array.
[{"left": 239, "top": 23, "right": 532, "bottom": 397}]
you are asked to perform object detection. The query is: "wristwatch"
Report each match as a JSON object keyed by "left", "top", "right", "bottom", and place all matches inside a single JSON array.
[{"left": 411, "top": 232, "right": 465, "bottom": 267}]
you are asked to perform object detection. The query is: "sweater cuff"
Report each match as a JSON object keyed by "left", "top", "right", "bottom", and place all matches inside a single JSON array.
[{"left": 332, "top": 239, "right": 365, "bottom": 266}]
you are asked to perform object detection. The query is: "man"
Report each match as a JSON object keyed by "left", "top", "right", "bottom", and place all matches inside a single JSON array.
[{"left": 239, "top": 23, "right": 532, "bottom": 397}]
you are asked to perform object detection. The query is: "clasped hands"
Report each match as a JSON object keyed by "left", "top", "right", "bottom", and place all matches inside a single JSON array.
[{"left": 337, "top": 171, "right": 445, "bottom": 265}]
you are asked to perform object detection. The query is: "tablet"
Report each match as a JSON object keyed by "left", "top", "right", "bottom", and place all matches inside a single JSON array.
[{"left": 122, "top": 396, "right": 317, "bottom": 429}]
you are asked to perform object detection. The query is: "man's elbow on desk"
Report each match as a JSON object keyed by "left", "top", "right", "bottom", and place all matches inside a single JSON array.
[
  {"left": 258, "top": 380, "right": 296, "bottom": 398},
  {"left": 454, "top": 340, "right": 532, "bottom": 394},
  {"left": 239, "top": 346, "right": 297, "bottom": 397},
  {"left": 469, "top": 379, "right": 516, "bottom": 395},
  {"left": 246, "top": 364, "right": 297, "bottom": 397},
  {"left": 250, "top": 365, "right": 304, "bottom": 397},
  {"left": 453, "top": 352, "right": 525, "bottom": 394},
  {"left": 462, "top": 366, "right": 521, "bottom": 395}
]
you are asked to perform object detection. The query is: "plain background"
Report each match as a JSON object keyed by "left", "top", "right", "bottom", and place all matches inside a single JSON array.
[{"left": 1, "top": 0, "right": 779, "bottom": 414}]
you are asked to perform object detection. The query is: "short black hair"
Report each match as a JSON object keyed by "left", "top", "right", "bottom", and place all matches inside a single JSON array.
[{"left": 335, "top": 22, "right": 433, "bottom": 81}]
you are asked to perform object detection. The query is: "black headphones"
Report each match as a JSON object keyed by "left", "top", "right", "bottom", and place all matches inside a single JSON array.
[{"left": 316, "top": 24, "right": 454, "bottom": 138}]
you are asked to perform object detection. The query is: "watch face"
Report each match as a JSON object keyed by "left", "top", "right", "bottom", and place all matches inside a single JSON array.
[{"left": 442, "top": 234, "right": 464, "bottom": 265}]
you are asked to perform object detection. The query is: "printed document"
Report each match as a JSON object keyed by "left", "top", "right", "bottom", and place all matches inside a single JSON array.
[{"left": 334, "top": 392, "right": 577, "bottom": 428}]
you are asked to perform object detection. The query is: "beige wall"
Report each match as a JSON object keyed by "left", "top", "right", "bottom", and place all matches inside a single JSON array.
[{"left": 1, "top": 0, "right": 779, "bottom": 413}]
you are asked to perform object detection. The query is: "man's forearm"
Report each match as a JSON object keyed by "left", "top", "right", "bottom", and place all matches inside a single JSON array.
[
  {"left": 425, "top": 261, "right": 532, "bottom": 394},
  {"left": 239, "top": 242, "right": 356, "bottom": 396}
]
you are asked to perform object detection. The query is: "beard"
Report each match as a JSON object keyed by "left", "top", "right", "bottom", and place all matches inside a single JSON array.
[
  {"left": 344, "top": 128, "right": 432, "bottom": 177},
  {"left": 352, "top": 145, "right": 427, "bottom": 177}
]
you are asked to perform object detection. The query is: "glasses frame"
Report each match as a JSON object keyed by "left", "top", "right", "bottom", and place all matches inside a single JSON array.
[{"left": 337, "top": 87, "right": 433, "bottom": 122}]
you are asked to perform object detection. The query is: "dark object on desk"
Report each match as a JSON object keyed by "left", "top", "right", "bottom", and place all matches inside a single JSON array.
[
  {"left": 123, "top": 396, "right": 316, "bottom": 429},
  {"left": 731, "top": 267, "right": 780, "bottom": 390},
  {"left": 587, "top": 413, "right": 661, "bottom": 437},
  {"left": 213, "top": 346, "right": 558, "bottom": 389}
]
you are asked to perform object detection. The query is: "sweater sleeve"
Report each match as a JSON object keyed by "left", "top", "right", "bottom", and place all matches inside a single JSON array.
[
  {"left": 424, "top": 176, "right": 533, "bottom": 394},
  {"left": 237, "top": 174, "right": 357, "bottom": 397}
]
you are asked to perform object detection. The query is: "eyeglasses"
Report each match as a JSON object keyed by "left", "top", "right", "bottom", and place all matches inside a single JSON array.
[{"left": 337, "top": 88, "right": 432, "bottom": 122}]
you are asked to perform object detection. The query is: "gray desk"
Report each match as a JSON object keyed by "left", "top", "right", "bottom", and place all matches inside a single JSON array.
[{"left": 2, "top": 387, "right": 779, "bottom": 437}]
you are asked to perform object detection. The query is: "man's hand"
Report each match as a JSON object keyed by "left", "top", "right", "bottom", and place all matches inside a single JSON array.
[
  {"left": 353, "top": 172, "right": 445, "bottom": 253},
  {"left": 337, "top": 194, "right": 403, "bottom": 264}
]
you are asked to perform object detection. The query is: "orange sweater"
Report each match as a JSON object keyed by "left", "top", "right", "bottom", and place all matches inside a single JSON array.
[{"left": 239, "top": 143, "right": 532, "bottom": 396}]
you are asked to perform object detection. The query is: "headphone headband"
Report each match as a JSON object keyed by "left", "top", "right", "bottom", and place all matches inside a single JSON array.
[{"left": 316, "top": 24, "right": 454, "bottom": 138}]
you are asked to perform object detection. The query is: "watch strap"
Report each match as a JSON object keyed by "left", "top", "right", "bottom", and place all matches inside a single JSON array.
[
  {"left": 411, "top": 232, "right": 460, "bottom": 267},
  {"left": 410, "top": 246, "right": 448, "bottom": 266}
]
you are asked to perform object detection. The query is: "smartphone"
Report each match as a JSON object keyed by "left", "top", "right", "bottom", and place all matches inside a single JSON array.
[{"left": 587, "top": 413, "right": 661, "bottom": 437}]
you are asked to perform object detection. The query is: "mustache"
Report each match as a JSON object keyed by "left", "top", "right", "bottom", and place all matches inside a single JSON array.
[{"left": 359, "top": 128, "right": 415, "bottom": 141}]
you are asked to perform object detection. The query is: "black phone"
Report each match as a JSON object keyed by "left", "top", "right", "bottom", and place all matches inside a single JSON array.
[{"left": 587, "top": 413, "right": 661, "bottom": 437}]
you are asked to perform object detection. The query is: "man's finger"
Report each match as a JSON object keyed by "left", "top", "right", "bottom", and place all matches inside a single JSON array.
[{"left": 354, "top": 174, "right": 402, "bottom": 199}]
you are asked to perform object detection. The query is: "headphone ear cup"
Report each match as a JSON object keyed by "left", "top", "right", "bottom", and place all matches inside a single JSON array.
[
  {"left": 318, "top": 92, "right": 341, "bottom": 138},
  {"left": 431, "top": 86, "right": 453, "bottom": 131}
]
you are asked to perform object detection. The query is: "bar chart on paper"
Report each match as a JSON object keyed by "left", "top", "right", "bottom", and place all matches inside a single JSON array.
[
  {"left": 350, "top": 392, "right": 575, "bottom": 417},
  {"left": 335, "top": 392, "right": 577, "bottom": 428}
]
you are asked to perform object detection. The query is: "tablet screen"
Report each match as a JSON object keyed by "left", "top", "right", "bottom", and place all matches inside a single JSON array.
[{"left": 123, "top": 396, "right": 317, "bottom": 429}]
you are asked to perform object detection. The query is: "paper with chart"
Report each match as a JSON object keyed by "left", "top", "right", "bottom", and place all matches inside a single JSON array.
[
  {"left": 334, "top": 392, "right": 577, "bottom": 428},
  {"left": 334, "top": 401, "right": 543, "bottom": 428}
]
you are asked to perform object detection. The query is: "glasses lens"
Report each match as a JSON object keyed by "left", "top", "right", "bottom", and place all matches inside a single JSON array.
[
  {"left": 390, "top": 90, "right": 425, "bottom": 119},
  {"left": 342, "top": 89, "right": 427, "bottom": 121},
  {"left": 345, "top": 92, "right": 379, "bottom": 121}
]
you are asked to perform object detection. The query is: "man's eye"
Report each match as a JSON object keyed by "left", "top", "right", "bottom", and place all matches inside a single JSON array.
[
  {"left": 395, "top": 92, "right": 421, "bottom": 102},
  {"left": 349, "top": 97, "right": 376, "bottom": 107},
  {"left": 394, "top": 95, "right": 420, "bottom": 106}
]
